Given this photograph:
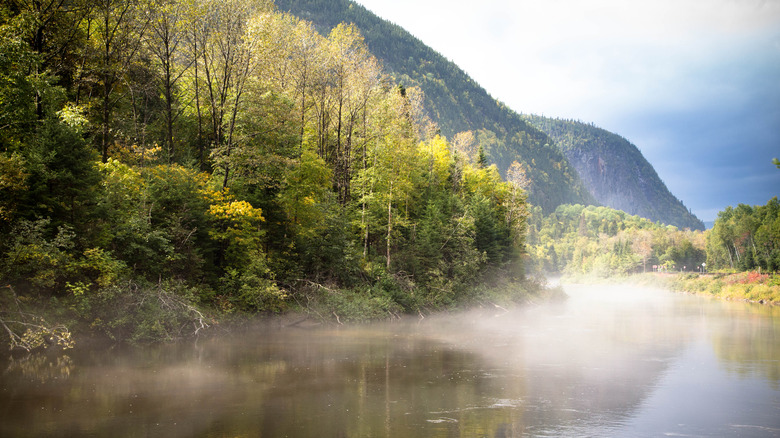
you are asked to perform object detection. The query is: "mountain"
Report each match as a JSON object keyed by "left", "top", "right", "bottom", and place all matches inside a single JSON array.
[
  {"left": 274, "top": 0, "right": 703, "bottom": 229},
  {"left": 524, "top": 116, "right": 705, "bottom": 230},
  {"left": 274, "top": 0, "right": 594, "bottom": 212}
]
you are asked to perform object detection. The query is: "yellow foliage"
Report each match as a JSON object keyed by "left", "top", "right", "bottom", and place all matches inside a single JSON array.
[
  {"left": 208, "top": 200, "right": 265, "bottom": 223},
  {"left": 206, "top": 194, "right": 265, "bottom": 245},
  {"left": 99, "top": 158, "right": 143, "bottom": 200},
  {"left": 417, "top": 135, "right": 453, "bottom": 187},
  {"left": 462, "top": 164, "right": 510, "bottom": 204},
  {"left": 106, "top": 142, "right": 163, "bottom": 164}
]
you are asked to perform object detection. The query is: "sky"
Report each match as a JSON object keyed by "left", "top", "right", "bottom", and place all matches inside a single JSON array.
[{"left": 355, "top": 0, "right": 780, "bottom": 223}]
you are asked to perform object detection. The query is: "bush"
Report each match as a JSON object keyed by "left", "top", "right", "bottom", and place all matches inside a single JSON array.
[
  {"left": 74, "top": 281, "right": 211, "bottom": 344},
  {"left": 218, "top": 258, "right": 287, "bottom": 312},
  {"left": 321, "top": 287, "right": 403, "bottom": 323},
  {"left": 0, "top": 218, "right": 75, "bottom": 291}
]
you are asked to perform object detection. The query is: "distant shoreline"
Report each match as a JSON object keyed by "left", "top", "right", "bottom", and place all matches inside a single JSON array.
[{"left": 558, "top": 272, "right": 780, "bottom": 306}]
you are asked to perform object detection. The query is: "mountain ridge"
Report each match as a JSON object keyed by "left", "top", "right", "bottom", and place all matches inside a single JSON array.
[
  {"left": 523, "top": 116, "right": 704, "bottom": 230},
  {"left": 275, "top": 0, "right": 704, "bottom": 229}
]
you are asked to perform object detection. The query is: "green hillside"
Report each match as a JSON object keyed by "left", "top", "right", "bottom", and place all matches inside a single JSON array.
[
  {"left": 524, "top": 116, "right": 705, "bottom": 230},
  {"left": 0, "top": 0, "right": 542, "bottom": 343},
  {"left": 275, "top": 0, "right": 594, "bottom": 212},
  {"left": 275, "top": 0, "right": 703, "bottom": 229}
]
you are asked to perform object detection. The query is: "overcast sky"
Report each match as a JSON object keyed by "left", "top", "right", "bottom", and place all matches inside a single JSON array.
[{"left": 355, "top": 0, "right": 780, "bottom": 222}]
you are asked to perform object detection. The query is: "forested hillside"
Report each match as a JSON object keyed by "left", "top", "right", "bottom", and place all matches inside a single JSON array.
[
  {"left": 527, "top": 197, "right": 779, "bottom": 280},
  {"left": 524, "top": 116, "right": 705, "bottom": 230},
  {"left": 0, "top": 0, "right": 535, "bottom": 347},
  {"left": 275, "top": 0, "right": 711, "bottom": 231},
  {"left": 526, "top": 204, "right": 705, "bottom": 277},
  {"left": 274, "top": 0, "right": 594, "bottom": 212}
]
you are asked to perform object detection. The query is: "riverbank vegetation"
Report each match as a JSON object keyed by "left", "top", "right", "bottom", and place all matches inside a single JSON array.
[
  {"left": 528, "top": 198, "right": 780, "bottom": 304},
  {"left": 526, "top": 204, "right": 706, "bottom": 278},
  {"left": 669, "top": 272, "right": 780, "bottom": 305},
  {"left": 528, "top": 198, "right": 779, "bottom": 278},
  {"left": 0, "top": 0, "right": 538, "bottom": 349}
]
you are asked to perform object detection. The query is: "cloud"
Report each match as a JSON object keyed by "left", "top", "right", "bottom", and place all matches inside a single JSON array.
[{"left": 356, "top": 0, "right": 780, "bottom": 220}]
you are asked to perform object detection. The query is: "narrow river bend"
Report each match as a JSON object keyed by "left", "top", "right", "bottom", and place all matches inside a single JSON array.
[{"left": 1, "top": 284, "right": 779, "bottom": 437}]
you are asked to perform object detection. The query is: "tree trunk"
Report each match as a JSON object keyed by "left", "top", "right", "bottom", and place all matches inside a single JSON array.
[{"left": 386, "top": 180, "right": 392, "bottom": 270}]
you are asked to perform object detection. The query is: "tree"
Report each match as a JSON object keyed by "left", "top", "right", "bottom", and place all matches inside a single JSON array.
[
  {"left": 506, "top": 160, "right": 529, "bottom": 236},
  {"left": 351, "top": 85, "right": 418, "bottom": 269},
  {"left": 0, "top": 10, "right": 100, "bottom": 237},
  {"left": 326, "top": 23, "right": 380, "bottom": 204},
  {"left": 86, "top": 0, "right": 152, "bottom": 162},
  {"left": 8, "top": 0, "right": 93, "bottom": 118},
  {"left": 452, "top": 130, "right": 476, "bottom": 164},
  {"left": 146, "top": 0, "right": 197, "bottom": 163},
  {"left": 198, "top": 0, "right": 271, "bottom": 188}
]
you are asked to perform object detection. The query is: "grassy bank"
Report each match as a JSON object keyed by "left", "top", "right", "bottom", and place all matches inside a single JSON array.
[
  {"left": 669, "top": 272, "right": 780, "bottom": 305},
  {"left": 559, "top": 271, "right": 780, "bottom": 305}
]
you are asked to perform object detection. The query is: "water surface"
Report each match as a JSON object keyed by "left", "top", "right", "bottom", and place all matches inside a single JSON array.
[{"left": 1, "top": 284, "right": 778, "bottom": 437}]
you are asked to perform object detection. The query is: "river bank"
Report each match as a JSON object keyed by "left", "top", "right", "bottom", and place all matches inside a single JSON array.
[
  {"left": 0, "top": 277, "right": 564, "bottom": 353},
  {"left": 3, "top": 282, "right": 779, "bottom": 437},
  {"left": 559, "top": 272, "right": 780, "bottom": 305},
  {"left": 667, "top": 271, "right": 780, "bottom": 305}
]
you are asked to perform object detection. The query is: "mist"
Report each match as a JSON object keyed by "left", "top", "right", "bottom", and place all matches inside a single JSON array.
[{"left": 2, "top": 284, "right": 778, "bottom": 437}]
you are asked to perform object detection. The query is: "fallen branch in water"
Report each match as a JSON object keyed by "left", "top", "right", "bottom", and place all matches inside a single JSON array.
[
  {"left": 489, "top": 301, "right": 509, "bottom": 315},
  {"left": 1, "top": 286, "right": 74, "bottom": 351}
]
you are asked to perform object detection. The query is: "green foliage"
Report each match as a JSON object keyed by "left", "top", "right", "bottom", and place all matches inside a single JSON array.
[
  {"left": 706, "top": 198, "right": 780, "bottom": 272},
  {"left": 314, "top": 285, "right": 403, "bottom": 324},
  {"left": 74, "top": 280, "right": 211, "bottom": 344},
  {"left": 97, "top": 160, "right": 212, "bottom": 281},
  {"left": 0, "top": 0, "right": 535, "bottom": 342},
  {"left": 70, "top": 248, "right": 129, "bottom": 289},
  {"left": 0, "top": 218, "right": 75, "bottom": 290},
  {"left": 0, "top": 152, "right": 27, "bottom": 225},
  {"left": 277, "top": 150, "right": 333, "bottom": 239},
  {"left": 217, "top": 259, "right": 285, "bottom": 312},
  {"left": 527, "top": 204, "right": 706, "bottom": 277}
]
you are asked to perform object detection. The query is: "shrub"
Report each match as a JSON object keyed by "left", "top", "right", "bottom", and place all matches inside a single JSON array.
[
  {"left": 0, "top": 218, "right": 75, "bottom": 291},
  {"left": 76, "top": 281, "right": 211, "bottom": 344}
]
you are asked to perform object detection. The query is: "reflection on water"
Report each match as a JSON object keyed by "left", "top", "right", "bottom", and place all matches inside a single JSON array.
[{"left": 1, "top": 284, "right": 778, "bottom": 437}]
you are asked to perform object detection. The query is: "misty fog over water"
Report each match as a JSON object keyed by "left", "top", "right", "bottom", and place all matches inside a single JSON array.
[{"left": 1, "top": 284, "right": 778, "bottom": 437}]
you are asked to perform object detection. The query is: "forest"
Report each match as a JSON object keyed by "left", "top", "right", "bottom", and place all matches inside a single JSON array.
[
  {"left": 526, "top": 204, "right": 706, "bottom": 277},
  {"left": 274, "top": 0, "right": 596, "bottom": 212},
  {"left": 0, "top": 0, "right": 534, "bottom": 348},
  {"left": 1, "top": 0, "right": 778, "bottom": 351},
  {"left": 527, "top": 198, "right": 780, "bottom": 280},
  {"left": 706, "top": 198, "right": 780, "bottom": 272}
]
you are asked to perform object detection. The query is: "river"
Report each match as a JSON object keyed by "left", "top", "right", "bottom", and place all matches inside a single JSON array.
[{"left": 1, "top": 284, "right": 778, "bottom": 437}]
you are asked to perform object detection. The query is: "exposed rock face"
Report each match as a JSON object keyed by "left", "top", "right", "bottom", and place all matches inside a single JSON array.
[{"left": 526, "top": 116, "right": 705, "bottom": 231}]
